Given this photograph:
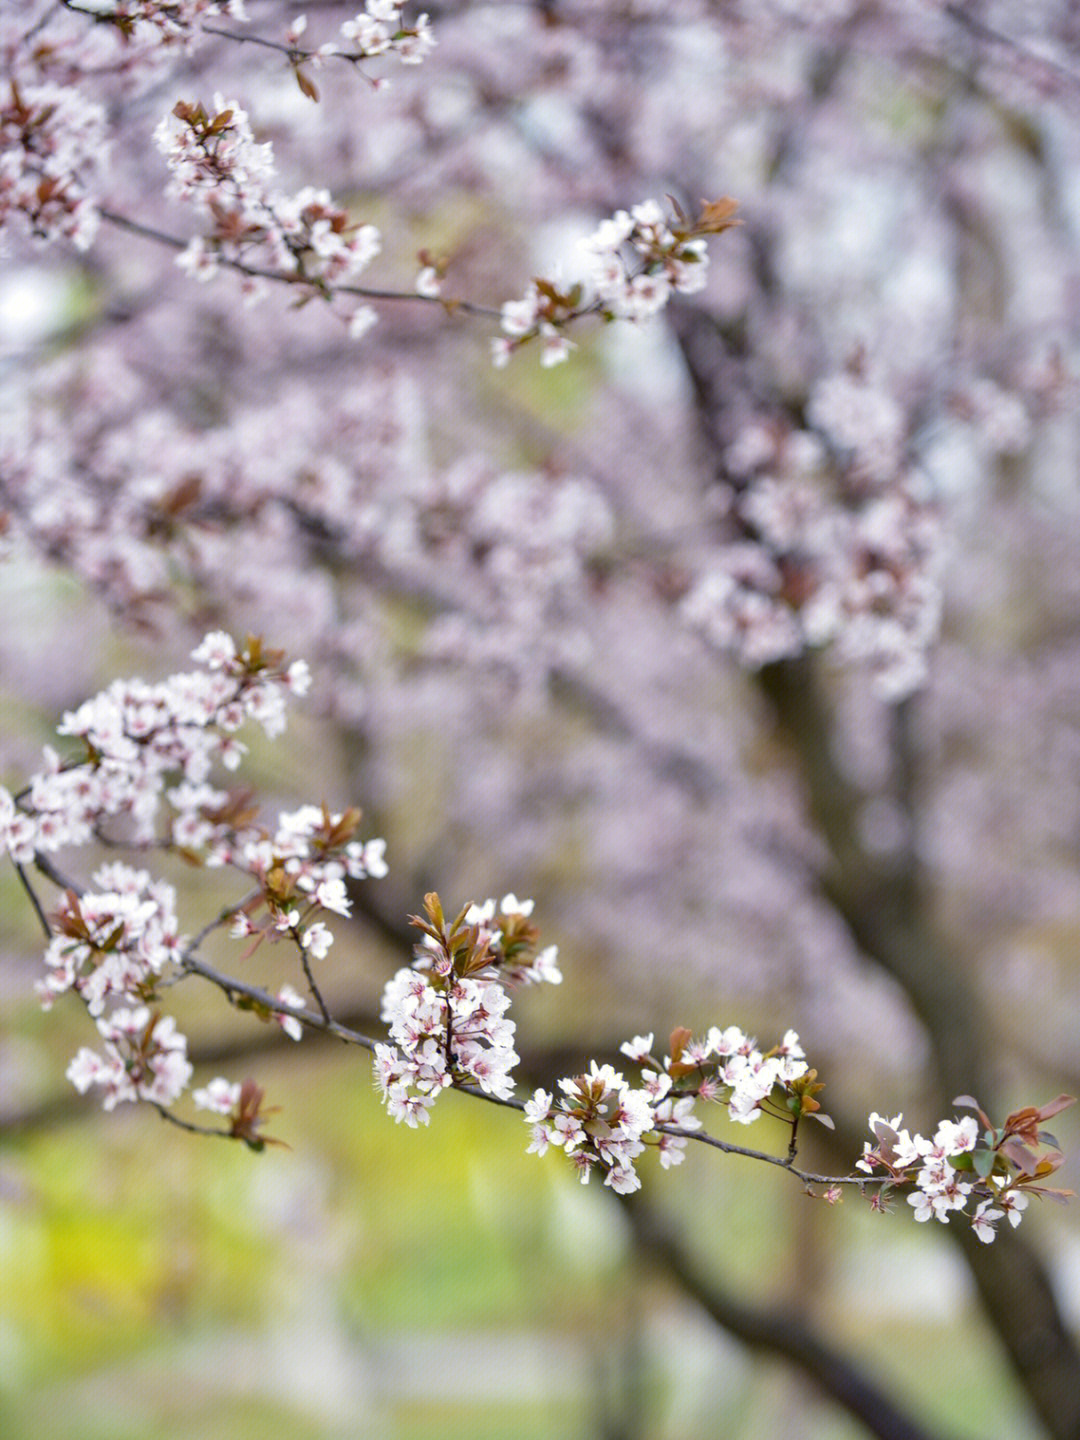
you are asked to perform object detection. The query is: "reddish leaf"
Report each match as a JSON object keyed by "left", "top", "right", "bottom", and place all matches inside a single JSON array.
[{"left": 294, "top": 67, "right": 320, "bottom": 103}]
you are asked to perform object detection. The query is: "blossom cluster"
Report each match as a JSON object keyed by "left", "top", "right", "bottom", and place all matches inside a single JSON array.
[
  {"left": 39, "top": 863, "right": 184, "bottom": 1016},
  {"left": 155, "top": 97, "right": 382, "bottom": 333},
  {"left": 93, "top": 0, "right": 249, "bottom": 46},
  {"left": 66, "top": 1005, "right": 193, "bottom": 1111},
  {"left": 579, "top": 199, "right": 713, "bottom": 317},
  {"left": 493, "top": 197, "right": 738, "bottom": 368},
  {"left": 0, "top": 78, "right": 105, "bottom": 250},
  {"left": 0, "top": 631, "right": 310, "bottom": 865},
  {"left": 279, "top": 2, "right": 436, "bottom": 97},
  {"left": 0, "top": 0, "right": 434, "bottom": 258},
  {"left": 419, "top": 462, "right": 615, "bottom": 681},
  {"left": 321, "top": 3, "right": 435, "bottom": 68},
  {"left": 374, "top": 892, "right": 562, "bottom": 1126},
  {"left": 680, "top": 389, "right": 945, "bottom": 699},
  {"left": 856, "top": 1096, "right": 1073, "bottom": 1244},
  {"left": 525, "top": 1024, "right": 814, "bottom": 1194},
  {"left": 223, "top": 802, "right": 388, "bottom": 966},
  {"left": 524, "top": 1062, "right": 658, "bottom": 1194},
  {"left": 7, "top": 632, "right": 386, "bottom": 1124},
  {"left": 0, "top": 3, "right": 212, "bottom": 258}
]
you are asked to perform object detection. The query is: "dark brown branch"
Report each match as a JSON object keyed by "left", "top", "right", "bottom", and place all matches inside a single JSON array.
[
  {"left": 14, "top": 860, "right": 52, "bottom": 941},
  {"left": 756, "top": 655, "right": 1080, "bottom": 1440},
  {"left": 97, "top": 210, "right": 504, "bottom": 319},
  {"left": 619, "top": 1192, "right": 963, "bottom": 1440}
]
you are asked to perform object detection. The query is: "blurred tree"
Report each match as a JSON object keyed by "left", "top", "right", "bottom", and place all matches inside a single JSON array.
[{"left": 2, "top": 3, "right": 1080, "bottom": 1437}]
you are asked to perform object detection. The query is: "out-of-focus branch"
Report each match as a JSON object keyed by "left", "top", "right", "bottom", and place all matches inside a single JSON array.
[
  {"left": 618, "top": 1191, "right": 962, "bottom": 1440},
  {"left": 756, "top": 654, "right": 1080, "bottom": 1440},
  {"left": 755, "top": 658, "right": 988, "bottom": 1100}
]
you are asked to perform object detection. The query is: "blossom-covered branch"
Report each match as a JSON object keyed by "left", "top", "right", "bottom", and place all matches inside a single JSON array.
[
  {"left": 4, "top": 3, "right": 737, "bottom": 363},
  {"left": 493, "top": 196, "right": 740, "bottom": 369},
  {"left": 3, "top": 637, "right": 1071, "bottom": 1239}
]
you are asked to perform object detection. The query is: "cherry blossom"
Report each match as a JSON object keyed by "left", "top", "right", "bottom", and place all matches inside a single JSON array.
[
  {"left": 0, "top": 79, "right": 105, "bottom": 250},
  {"left": 374, "top": 893, "right": 562, "bottom": 1122},
  {"left": 854, "top": 1099, "right": 1067, "bottom": 1245},
  {"left": 155, "top": 96, "right": 383, "bottom": 324},
  {"left": 66, "top": 1005, "right": 193, "bottom": 1111}
]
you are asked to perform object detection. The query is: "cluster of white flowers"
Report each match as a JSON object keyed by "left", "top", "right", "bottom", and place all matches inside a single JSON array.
[
  {"left": 38, "top": 863, "right": 184, "bottom": 1015},
  {"left": 0, "top": 631, "right": 309, "bottom": 866},
  {"left": 97, "top": 0, "right": 248, "bottom": 44},
  {"left": 857, "top": 1112, "right": 1029, "bottom": 1243},
  {"left": 5, "top": 633, "right": 381, "bottom": 1114},
  {"left": 155, "top": 96, "right": 382, "bottom": 333},
  {"left": 681, "top": 406, "right": 944, "bottom": 699},
  {"left": 419, "top": 463, "right": 615, "bottom": 681},
  {"left": 525, "top": 1063, "right": 658, "bottom": 1194},
  {"left": 334, "top": 2, "right": 435, "bottom": 65},
  {"left": 66, "top": 1005, "right": 193, "bottom": 1111},
  {"left": 579, "top": 198, "right": 709, "bottom": 318},
  {"left": 285, "top": 3, "right": 435, "bottom": 71},
  {"left": 807, "top": 372, "right": 908, "bottom": 487},
  {"left": 493, "top": 198, "right": 712, "bottom": 368},
  {"left": 699, "top": 1024, "right": 809, "bottom": 1120},
  {"left": 459, "top": 895, "right": 562, "bottom": 988},
  {"left": 526, "top": 1024, "right": 809, "bottom": 1193},
  {"left": 224, "top": 802, "right": 388, "bottom": 963},
  {"left": 0, "top": 78, "right": 105, "bottom": 250},
  {"left": 374, "top": 894, "right": 561, "bottom": 1127}
]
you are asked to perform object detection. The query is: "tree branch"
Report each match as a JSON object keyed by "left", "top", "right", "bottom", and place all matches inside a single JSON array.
[
  {"left": 756, "top": 655, "right": 1080, "bottom": 1440},
  {"left": 97, "top": 209, "right": 504, "bottom": 319},
  {"left": 619, "top": 1191, "right": 965, "bottom": 1440}
]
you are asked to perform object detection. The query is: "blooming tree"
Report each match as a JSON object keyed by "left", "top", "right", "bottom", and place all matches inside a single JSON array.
[{"left": 3, "top": 1, "right": 1080, "bottom": 1436}]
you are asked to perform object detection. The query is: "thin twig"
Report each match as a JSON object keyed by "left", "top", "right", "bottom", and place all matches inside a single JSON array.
[
  {"left": 14, "top": 861, "right": 53, "bottom": 941},
  {"left": 33, "top": 851, "right": 83, "bottom": 895},
  {"left": 653, "top": 1123, "right": 879, "bottom": 1189},
  {"left": 151, "top": 1102, "right": 234, "bottom": 1140},
  {"left": 98, "top": 209, "right": 504, "bottom": 318},
  {"left": 200, "top": 23, "right": 298, "bottom": 54},
  {"left": 179, "top": 948, "right": 377, "bottom": 1053},
  {"left": 294, "top": 928, "right": 332, "bottom": 1023}
]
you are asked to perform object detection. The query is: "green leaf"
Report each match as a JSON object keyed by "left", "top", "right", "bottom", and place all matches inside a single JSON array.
[{"left": 973, "top": 1148, "right": 995, "bottom": 1179}]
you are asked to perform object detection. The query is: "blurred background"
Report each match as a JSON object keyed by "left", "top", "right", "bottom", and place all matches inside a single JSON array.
[{"left": 3, "top": 2, "right": 1080, "bottom": 1437}]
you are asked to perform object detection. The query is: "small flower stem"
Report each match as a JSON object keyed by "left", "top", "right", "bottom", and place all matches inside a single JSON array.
[
  {"left": 151, "top": 1102, "right": 234, "bottom": 1140},
  {"left": 294, "top": 929, "right": 332, "bottom": 1024},
  {"left": 14, "top": 861, "right": 53, "bottom": 941}
]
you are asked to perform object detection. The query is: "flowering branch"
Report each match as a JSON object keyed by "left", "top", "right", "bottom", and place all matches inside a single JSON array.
[
  {"left": 5, "top": 0, "right": 740, "bottom": 360},
  {"left": 96, "top": 207, "right": 503, "bottom": 317},
  {"left": 492, "top": 196, "right": 740, "bottom": 370},
  {"left": 2, "top": 633, "right": 1070, "bottom": 1245}
]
